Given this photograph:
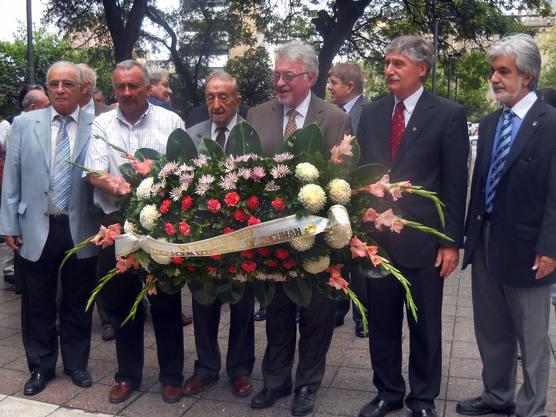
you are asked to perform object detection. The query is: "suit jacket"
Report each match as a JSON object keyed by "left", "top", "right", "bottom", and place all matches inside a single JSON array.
[
  {"left": 246, "top": 95, "right": 351, "bottom": 156},
  {"left": 94, "top": 100, "right": 115, "bottom": 116},
  {"left": 186, "top": 114, "right": 246, "bottom": 146},
  {"left": 186, "top": 103, "right": 250, "bottom": 128},
  {"left": 463, "top": 99, "right": 556, "bottom": 287},
  {"left": 348, "top": 95, "right": 370, "bottom": 133},
  {"left": 357, "top": 91, "right": 469, "bottom": 268},
  {"left": 0, "top": 108, "right": 101, "bottom": 261}
]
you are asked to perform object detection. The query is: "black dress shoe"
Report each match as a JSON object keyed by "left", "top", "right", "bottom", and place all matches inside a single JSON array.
[
  {"left": 24, "top": 370, "right": 55, "bottom": 395},
  {"left": 292, "top": 386, "right": 316, "bottom": 416},
  {"left": 456, "top": 396, "right": 515, "bottom": 416},
  {"left": 254, "top": 306, "right": 267, "bottom": 321},
  {"left": 355, "top": 322, "right": 367, "bottom": 338},
  {"left": 412, "top": 408, "right": 439, "bottom": 417},
  {"left": 64, "top": 369, "right": 92, "bottom": 387},
  {"left": 251, "top": 386, "right": 292, "bottom": 409},
  {"left": 358, "top": 396, "right": 404, "bottom": 417}
]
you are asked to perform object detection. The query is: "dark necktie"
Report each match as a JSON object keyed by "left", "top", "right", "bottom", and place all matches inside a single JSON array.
[
  {"left": 215, "top": 127, "right": 227, "bottom": 148},
  {"left": 52, "top": 115, "right": 72, "bottom": 210},
  {"left": 338, "top": 104, "right": 346, "bottom": 112},
  {"left": 390, "top": 101, "right": 405, "bottom": 159},
  {"left": 485, "top": 109, "right": 515, "bottom": 213}
]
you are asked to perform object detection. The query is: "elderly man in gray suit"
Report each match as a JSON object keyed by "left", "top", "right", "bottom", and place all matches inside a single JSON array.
[
  {"left": 327, "top": 62, "right": 370, "bottom": 337},
  {"left": 247, "top": 40, "right": 350, "bottom": 417},
  {"left": 183, "top": 71, "right": 255, "bottom": 398},
  {"left": 0, "top": 61, "right": 101, "bottom": 395}
]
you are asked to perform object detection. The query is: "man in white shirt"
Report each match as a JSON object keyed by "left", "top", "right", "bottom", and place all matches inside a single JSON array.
[{"left": 84, "top": 60, "right": 185, "bottom": 405}]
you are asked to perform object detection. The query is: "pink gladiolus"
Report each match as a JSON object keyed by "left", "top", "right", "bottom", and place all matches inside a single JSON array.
[
  {"left": 326, "top": 264, "right": 349, "bottom": 293},
  {"left": 361, "top": 208, "right": 379, "bottom": 223},
  {"left": 90, "top": 224, "right": 122, "bottom": 248},
  {"left": 115, "top": 254, "right": 140, "bottom": 274},
  {"left": 350, "top": 236, "right": 368, "bottom": 258},
  {"left": 374, "top": 209, "right": 406, "bottom": 233},
  {"left": 330, "top": 134, "right": 355, "bottom": 165},
  {"left": 366, "top": 245, "right": 383, "bottom": 267},
  {"left": 131, "top": 159, "right": 153, "bottom": 176},
  {"left": 389, "top": 181, "right": 411, "bottom": 201},
  {"left": 359, "top": 174, "right": 390, "bottom": 198},
  {"left": 146, "top": 275, "right": 158, "bottom": 295}
]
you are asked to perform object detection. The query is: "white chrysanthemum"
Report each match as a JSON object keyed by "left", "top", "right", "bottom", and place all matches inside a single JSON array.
[
  {"left": 232, "top": 274, "right": 248, "bottom": 283},
  {"left": 264, "top": 180, "right": 280, "bottom": 192},
  {"left": 295, "top": 162, "right": 319, "bottom": 183},
  {"left": 298, "top": 184, "right": 326, "bottom": 213},
  {"left": 139, "top": 204, "right": 160, "bottom": 231},
  {"left": 136, "top": 177, "right": 154, "bottom": 200},
  {"left": 327, "top": 179, "right": 351, "bottom": 204},
  {"left": 289, "top": 235, "right": 315, "bottom": 252},
  {"left": 303, "top": 255, "right": 330, "bottom": 274},
  {"left": 151, "top": 253, "right": 171, "bottom": 264},
  {"left": 123, "top": 220, "right": 136, "bottom": 234},
  {"left": 325, "top": 224, "right": 353, "bottom": 249}
]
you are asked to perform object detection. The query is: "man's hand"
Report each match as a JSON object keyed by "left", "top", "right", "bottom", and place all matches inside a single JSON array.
[
  {"left": 88, "top": 173, "right": 131, "bottom": 197},
  {"left": 533, "top": 255, "right": 556, "bottom": 279},
  {"left": 435, "top": 246, "right": 459, "bottom": 279},
  {"left": 4, "top": 236, "right": 22, "bottom": 251}
]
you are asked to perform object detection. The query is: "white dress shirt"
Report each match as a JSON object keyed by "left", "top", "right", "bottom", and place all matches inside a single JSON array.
[
  {"left": 282, "top": 92, "right": 312, "bottom": 135},
  {"left": 394, "top": 86, "right": 424, "bottom": 127},
  {"left": 342, "top": 94, "right": 362, "bottom": 113}
]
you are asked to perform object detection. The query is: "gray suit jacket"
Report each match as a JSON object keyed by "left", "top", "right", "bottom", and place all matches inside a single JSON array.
[
  {"left": 246, "top": 95, "right": 351, "bottom": 156},
  {"left": 186, "top": 114, "right": 245, "bottom": 146},
  {"left": 0, "top": 108, "right": 101, "bottom": 261},
  {"left": 348, "top": 95, "right": 370, "bottom": 133}
]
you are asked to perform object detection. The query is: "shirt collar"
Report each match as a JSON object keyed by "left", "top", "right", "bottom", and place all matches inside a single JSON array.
[
  {"left": 508, "top": 91, "right": 537, "bottom": 119},
  {"left": 284, "top": 91, "right": 311, "bottom": 118},
  {"left": 395, "top": 85, "right": 424, "bottom": 114},
  {"left": 82, "top": 97, "right": 95, "bottom": 115},
  {"left": 116, "top": 101, "right": 152, "bottom": 127},
  {"left": 342, "top": 94, "right": 362, "bottom": 113},
  {"left": 211, "top": 113, "right": 238, "bottom": 136},
  {"left": 50, "top": 106, "right": 80, "bottom": 123}
]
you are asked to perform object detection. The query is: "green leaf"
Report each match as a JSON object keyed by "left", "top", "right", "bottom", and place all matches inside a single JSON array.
[
  {"left": 166, "top": 128, "right": 198, "bottom": 161},
  {"left": 284, "top": 123, "right": 324, "bottom": 156},
  {"left": 215, "top": 280, "right": 245, "bottom": 304},
  {"left": 283, "top": 276, "right": 312, "bottom": 307},
  {"left": 252, "top": 280, "right": 275, "bottom": 306},
  {"left": 119, "top": 163, "right": 136, "bottom": 183},
  {"left": 198, "top": 138, "right": 225, "bottom": 159},
  {"left": 134, "top": 148, "right": 161, "bottom": 161},
  {"left": 225, "top": 121, "right": 262, "bottom": 155},
  {"left": 158, "top": 277, "right": 185, "bottom": 295},
  {"left": 349, "top": 163, "right": 388, "bottom": 187},
  {"left": 188, "top": 281, "right": 216, "bottom": 305}
]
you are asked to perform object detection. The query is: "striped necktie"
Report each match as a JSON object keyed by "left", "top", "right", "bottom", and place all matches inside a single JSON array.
[
  {"left": 215, "top": 127, "right": 227, "bottom": 148},
  {"left": 485, "top": 109, "right": 515, "bottom": 213},
  {"left": 284, "top": 109, "right": 299, "bottom": 140},
  {"left": 52, "top": 115, "right": 72, "bottom": 210}
]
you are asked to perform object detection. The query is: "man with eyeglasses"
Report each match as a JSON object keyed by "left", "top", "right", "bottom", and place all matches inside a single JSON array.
[
  {"left": 0, "top": 61, "right": 101, "bottom": 395},
  {"left": 247, "top": 40, "right": 350, "bottom": 417}
]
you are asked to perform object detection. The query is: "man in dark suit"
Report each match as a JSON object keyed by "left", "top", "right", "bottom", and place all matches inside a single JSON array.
[
  {"left": 182, "top": 71, "right": 255, "bottom": 398},
  {"left": 0, "top": 61, "right": 101, "bottom": 395},
  {"left": 456, "top": 34, "right": 556, "bottom": 417},
  {"left": 327, "top": 62, "right": 370, "bottom": 337},
  {"left": 356, "top": 35, "right": 469, "bottom": 417},
  {"left": 247, "top": 40, "right": 350, "bottom": 417}
]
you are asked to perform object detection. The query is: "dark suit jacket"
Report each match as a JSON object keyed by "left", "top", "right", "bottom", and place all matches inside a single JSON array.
[
  {"left": 348, "top": 95, "right": 370, "bottom": 133},
  {"left": 463, "top": 99, "right": 556, "bottom": 287},
  {"left": 186, "top": 103, "right": 250, "bottom": 128},
  {"left": 357, "top": 91, "right": 469, "bottom": 268},
  {"left": 186, "top": 114, "right": 245, "bottom": 146},
  {"left": 246, "top": 95, "right": 351, "bottom": 156}
]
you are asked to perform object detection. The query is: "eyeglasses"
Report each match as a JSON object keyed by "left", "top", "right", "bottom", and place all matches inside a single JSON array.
[
  {"left": 272, "top": 71, "right": 309, "bottom": 83},
  {"left": 46, "top": 80, "right": 79, "bottom": 90}
]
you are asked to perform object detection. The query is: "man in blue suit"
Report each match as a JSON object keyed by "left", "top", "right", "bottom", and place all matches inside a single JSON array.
[{"left": 0, "top": 61, "right": 101, "bottom": 395}]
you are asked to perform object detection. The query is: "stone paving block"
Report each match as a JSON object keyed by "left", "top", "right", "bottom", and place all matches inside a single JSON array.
[
  {"left": 118, "top": 392, "right": 195, "bottom": 417},
  {"left": 329, "top": 366, "right": 373, "bottom": 392},
  {"left": 0, "top": 396, "right": 58, "bottom": 417},
  {"left": 0, "top": 368, "right": 29, "bottom": 395},
  {"left": 0, "top": 313, "right": 21, "bottom": 330},
  {"left": 0, "top": 333, "right": 22, "bottom": 348},
  {"left": 13, "top": 376, "right": 82, "bottom": 405},
  {"left": 451, "top": 341, "right": 480, "bottom": 359},
  {"left": 198, "top": 377, "right": 252, "bottom": 404},
  {"left": 0, "top": 301, "right": 21, "bottom": 315},
  {"left": 183, "top": 398, "right": 251, "bottom": 416},
  {"left": 246, "top": 406, "right": 298, "bottom": 417},
  {"left": 340, "top": 347, "right": 371, "bottom": 370},
  {"left": 0, "top": 345, "right": 24, "bottom": 367},
  {"left": 49, "top": 407, "right": 118, "bottom": 417},
  {"left": 314, "top": 387, "right": 372, "bottom": 416},
  {"left": 448, "top": 357, "right": 483, "bottom": 379},
  {"left": 87, "top": 358, "right": 117, "bottom": 384},
  {"left": 64, "top": 383, "right": 137, "bottom": 415},
  {"left": 452, "top": 321, "right": 476, "bottom": 342},
  {"left": 0, "top": 326, "right": 18, "bottom": 342},
  {"left": 455, "top": 305, "right": 474, "bottom": 319}
]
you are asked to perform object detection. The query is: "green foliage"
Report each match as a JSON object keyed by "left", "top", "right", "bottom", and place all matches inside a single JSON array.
[
  {"left": 539, "top": 25, "right": 556, "bottom": 88},
  {"left": 225, "top": 121, "right": 262, "bottom": 156},
  {"left": 166, "top": 128, "right": 198, "bottom": 162}
]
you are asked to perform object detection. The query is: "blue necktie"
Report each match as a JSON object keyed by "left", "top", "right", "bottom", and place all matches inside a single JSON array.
[
  {"left": 485, "top": 109, "right": 515, "bottom": 213},
  {"left": 52, "top": 115, "right": 72, "bottom": 210}
]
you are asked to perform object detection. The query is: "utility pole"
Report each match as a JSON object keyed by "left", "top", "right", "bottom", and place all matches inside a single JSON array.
[{"left": 26, "top": 0, "right": 34, "bottom": 84}]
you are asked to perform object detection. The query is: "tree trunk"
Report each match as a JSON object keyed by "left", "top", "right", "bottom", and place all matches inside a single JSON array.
[{"left": 103, "top": 0, "right": 147, "bottom": 62}]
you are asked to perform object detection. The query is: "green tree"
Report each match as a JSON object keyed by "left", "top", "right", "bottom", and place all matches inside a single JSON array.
[
  {"left": 225, "top": 47, "right": 273, "bottom": 106},
  {"left": 539, "top": 25, "right": 556, "bottom": 88}
]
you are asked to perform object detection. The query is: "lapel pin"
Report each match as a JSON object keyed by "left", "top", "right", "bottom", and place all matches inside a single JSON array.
[
  {"left": 532, "top": 121, "right": 538, "bottom": 127},
  {"left": 412, "top": 127, "right": 417, "bottom": 132}
]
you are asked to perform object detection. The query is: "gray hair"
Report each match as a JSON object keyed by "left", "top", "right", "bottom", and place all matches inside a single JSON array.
[
  {"left": 113, "top": 59, "right": 149, "bottom": 85},
  {"left": 46, "top": 61, "right": 83, "bottom": 83},
  {"left": 206, "top": 71, "right": 240, "bottom": 96},
  {"left": 148, "top": 68, "right": 170, "bottom": 86},
  {"left": 77, "top": 63, "right": 97, "bottom": 94},
  {"left": 275, "top": 40, "right": 319, "bottom": 79},
  {"left": 329, "top": 62, "right": 364, "bottom": 95},
  {"left": 385, "top": 35, "right": 434, "bottom": 81},
  {"left": 21, "top": 90, "right": 46, "bottom": 110},
  {"left": 486, "top": 33, "right": 541, "bottom": 91}
]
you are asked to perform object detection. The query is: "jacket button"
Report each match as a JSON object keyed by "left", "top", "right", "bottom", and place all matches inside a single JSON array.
[
  {"left": 476, "top": 214, "right": 481, "bottom": 221},
  {"left": 44, "top": 212, "right": 48, "bottom": 216}
]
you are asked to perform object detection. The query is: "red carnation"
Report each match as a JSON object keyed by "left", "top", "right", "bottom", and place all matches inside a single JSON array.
[
  {"left": 234, "top": 209, "right": 249, "bottom": 222},
  {"left": 207, "top": 199, "right": 221, "bottom": 213},
  {"left": 241, "top": 250, "right": 255, "bottom": 259},
  {"left": 223, "top": 227, "right": 235, "bottom": 234},
  {"left": 224, "top": 192, "right": 240, "bottom": 207},
  {"left": 275, "top": 248, "right": 289, "bottom": 260},
  {"left": 246, "top": 195, "right": 260, "bottom": 211},
  {"left": 264, "top": 260, "right": 278, "bottom": 267},
  {"left": 171, "top": 257, "right": 184, "bottom": 264},
  {"left": 282, "top": 258, "right": 296, "bottom": 269},
  {"left": 160, "top": 199, "right": 172, "bottom": 214},
  {"left": 211, "top": 254, "right": 222, "bottom": 260},
  {"left": 164, "top": 223, "right": 176, "bottom": 236},
  {"left": 207, "top": 266, "right": 218, "bottom": 273},
  {"left": 181, "top": 195, "right": 192, "bottom": 210},
  {"left": 271, "top": 198, "right": 286, "bottom": 212},
  {"left": 256, "top": 247, "right": 271, "bottom": 257},
  {"left": 227, "top": 265, "right": 237, "bottom": 273},
  {"left": 241, "top": 260, "right": 257, "bottom": 273},
  {"left": 179, "top": 221, "right": 191, "bottom": 236},
  {"left": 248, "top": 216, "right": 261, "bottom": 226},
  {"left": 186, "top": 265, "right": 196, "bottom": 272}
]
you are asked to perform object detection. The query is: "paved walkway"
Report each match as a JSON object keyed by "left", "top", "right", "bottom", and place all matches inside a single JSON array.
[{"left": 0, "top": 264, "right": 554, "bottom": 417}]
